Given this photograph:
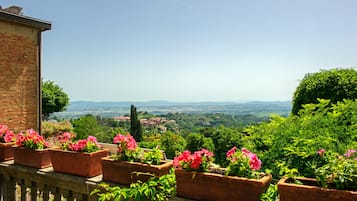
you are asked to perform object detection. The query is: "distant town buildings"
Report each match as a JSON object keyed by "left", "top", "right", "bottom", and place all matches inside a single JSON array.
[
  {"left": 113, "top": 116, "right": 178, "bottom": 133},
  {"left": 113, "top": 116, "right": 130, "bottom": 122}
]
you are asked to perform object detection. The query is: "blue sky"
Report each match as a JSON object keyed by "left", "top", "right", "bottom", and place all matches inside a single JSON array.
[{"left": 2, "top": 0, "right": 357, "bottom": 102}]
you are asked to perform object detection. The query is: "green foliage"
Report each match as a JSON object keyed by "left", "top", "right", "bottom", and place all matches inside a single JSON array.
[
  {"left": 139, "top": 134, "right": 161, "bottom": 149},
  {"left": 82, "top": 140, "right": 100, "bottom": 153},
  {"left": 143, "top": 148, "right": 163, "bottom": 165},
  {"left": 165, "top": 112, "right": 266, "bottom": 133},
  {"left": 260, "top": 184, "right": 278, "bottom": 201},
  {"left": 244, "top": 99, "right": 357, "bottom": 178},
  {"left": 225, "top": 148, "right": 262, "bottom": 179},
  {"left": 71, "top": 114, "right": 103, "bottom": 140},
  {"left": 131, "top": 105, "right": 143, "bottom": 142},
  {"left": 42, "top": 80, "right": 69, "bottom": 119},
  {"left": 71, "top": 115, "right": 123, "bottom": 143},
  {"left": 204, "top": 126, "right": 243, "bottom": 166},
  {"left": 41, "top": 120, "right": 72, "bottom": 137},
  {"left": 292, "top": 68, "right": 357, "bottom": 115},
  {"left": 315, "top": 152, "right": 357, "bottom": 190},
  {"left": 139, "top": 141, "right": 160, "bottom": 149},
  {"left": 160, "top": 131, "right": 186, "bottom": 159},
  {"left": 91, "top": 169, "right": 176, "bottom": 201},
  {"left": 185, "top": 133, "right": 215, "bottom": 153}
]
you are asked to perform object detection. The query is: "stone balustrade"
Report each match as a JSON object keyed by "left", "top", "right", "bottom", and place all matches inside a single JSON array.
[{"left": 0, "top": 160, "right": 191, "bottom": 201}]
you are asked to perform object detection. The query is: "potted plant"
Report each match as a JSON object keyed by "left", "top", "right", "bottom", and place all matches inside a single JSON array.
[
  {"left": 174, "top": 147, "right": 272, "bottom": 201},
  {"left": 278, "top": 149, "right": 357, "bottom": 201},
  {"left": 101, "top": 133, "right": 172, "bottom": 185},
  {"left": 49, "top": 132, "right": 108, "bottom": 177},
  {"left": 0, "top": 125, "right": 16, "bottom": 161},
  {"left": 14, "top": 129, "right": 51, "bottom": 168}
]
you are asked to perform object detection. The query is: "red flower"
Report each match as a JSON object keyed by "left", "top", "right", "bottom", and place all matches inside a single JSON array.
[
  {"left": 113, "top": 133, "right": 137, "bottom": 152},
  {"left": 226, "top": 146, "right": 237, "bottom": 159},
  {"left": 241, "top": 148, "right": 262, "bottom": 170},
  {"left": 173, "top": 149, "right": 214, "bottom": 171},
  {"left": 0, "top": 125, "right": 15, "bottom": 143},
  {"left": 190, "top": 152, "right": 203, "bottom": 169},
  {"left": 200, "top": 148, "right": 214, "bottom": 158},
  {"left": 126, "top": 135, "right": 137, "bottom": 150},
  {"left": 16, "top": 133, "right": 25, "bottom": 146},
  {"left": 16, "top": 129, "right": 48, "bottom": 149},
  {"left": 182, "top": 150, "right": 192, "bottom": 162},
  {"left": 3, "top": 131, "right": 15, "bottom": 143},
  {"left": 317, "top": 149, "right": 326, "bottom": 156},
  {"left": 249, "top": 153, "right": 262, "bottom": 170},
  {"left": 344, "top": 149, "right": 356, "bottom": 158}
]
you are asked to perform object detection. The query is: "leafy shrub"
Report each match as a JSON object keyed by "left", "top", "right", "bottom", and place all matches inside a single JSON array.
[
  {"left": 204, "top": 126, "right": 243, "bottom": 166},
  {"left": 260, "top": 184, "right": 278, "bottom": 201},
  {"left": 292, "top": 68, "right": 357, "bottom": 115},
  {"left": 315, "top": 150, "right": 357, "bottom": 190},
  {"left": 92, "top": 170, "right": 176, "bottom": 201},
  {"left": 41, "top": 120, "right": 72, "bottom": 137},
  {"left": 185, "top": 132, "right": 215, "bottom": 153},
  {"left": 140, "top": 134, "right": 161, "bottom": 149},
  {"left": 112, "top": 133, "right": 164, "bottom": 165},
  {"left": 225, "top": 147, "right": 263, "bottom": 179},
  {"left": 244, "top": 99, "right": 357, "bottom": 178},
  {"left": 160, "top": 131, "right": 186, "bottom": 159}
]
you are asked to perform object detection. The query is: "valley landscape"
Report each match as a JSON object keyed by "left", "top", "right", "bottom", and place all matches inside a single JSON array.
[{"left": 53, "top": 100, "right": 292, "bottom": 119}]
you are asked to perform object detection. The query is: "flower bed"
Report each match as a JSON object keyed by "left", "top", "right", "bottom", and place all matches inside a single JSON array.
[
  {"left": 174, "top": 147, "right": 271, "bottom": 201},
  {"left": 50, "top": 133, "right": 108, "bottom": 177},
  {"left": 14, "top": 129, "right": 51, "bottom": 168},
  {"left": 102, "top": 133, "right": 172, "bottom": 185},
  {"left": 0, "top": 125, "right": 16, "bottom": 161}
]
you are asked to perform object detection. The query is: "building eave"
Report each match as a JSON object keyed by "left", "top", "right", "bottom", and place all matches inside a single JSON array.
[{"left": 0, "top": 10, "right": 51, "bottom": 31}]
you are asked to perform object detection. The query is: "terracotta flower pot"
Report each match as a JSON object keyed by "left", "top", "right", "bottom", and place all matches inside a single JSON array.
[
  {"left": 102, "top": 156, "right": 173, "bottom": 185},
  {"left": 175, "top": 169, "right": 272, "bottom": 201},
  {"left": 49, "top": 148, "right": 108, "bottom": 177},
  {"left": 14, "top": 147, "right": 51, "bottom": 168},
  {"left": 0, "top": 142, "right": 15, "bottom": 161},
  {"left": 278, "top": 177, "right": 357, "bottom": 201}
]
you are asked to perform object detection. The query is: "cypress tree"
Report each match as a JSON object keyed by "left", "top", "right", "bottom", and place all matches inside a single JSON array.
[{"left": 130, "top": 105, "right": 143, "bottom": 142}]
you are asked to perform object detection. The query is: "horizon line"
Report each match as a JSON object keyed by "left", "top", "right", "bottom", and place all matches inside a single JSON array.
[{"left": 69, "top": 99, "right": 292, "bottom": 103}]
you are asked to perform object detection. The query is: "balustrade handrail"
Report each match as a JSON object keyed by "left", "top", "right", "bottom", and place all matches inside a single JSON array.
[{"left": 0, "top": 160, "right": 189, "bottom": 201}]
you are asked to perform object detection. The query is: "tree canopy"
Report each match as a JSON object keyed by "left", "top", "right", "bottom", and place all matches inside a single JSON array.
[
  {"left": 130, "top": 105, "right": 143, "bottom": 142},
  {"left": 292, "top": 68, "right": 357, "bottom": 115},
  {"left": 42, "top": 80, "right": 69, "bottom": 119}
]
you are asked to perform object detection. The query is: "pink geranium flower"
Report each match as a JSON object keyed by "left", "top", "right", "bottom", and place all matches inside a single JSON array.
[
  {"left": 344, "top": 149, "right": 357, "bottom": 158},
  {"left": 112, "top": 133, "right": 140, "bottom": 161},
  {"left": 0, "top": 125, "right": 15, "bottom": 143},
  {"left": 240, "top": 148, "right": 262, "bottom": 170},
  {"left": 57, "top": 132, "right": 100, "bottom": 153},
  {"left": 67, "top": 136, "right": 99, "bottom": 152},
  {"left": 226, "top": 146, "right": 237, "bottom": 159},
  {"left": 249, "top": 153, "right": 262, "bottom": 170},
  {"left": 173, "top": 149, "right": 214, "bottom": 171},
  {"left": 113, "top": 133, "right": 138, "bottom": 153},
  {"left": 317, "top": 149, "right": 326, "bottom": 156},
  {"left": 16, "top": 129, "right": 48, "bottom": 149},
  {"left": 226, "top": 147, "right": 262, "bottom": 178}
]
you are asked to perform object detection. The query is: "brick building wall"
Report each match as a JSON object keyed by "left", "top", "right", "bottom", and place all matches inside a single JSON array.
[{"left": 0, "top": 10, "right": 51, "bottom": 132}]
